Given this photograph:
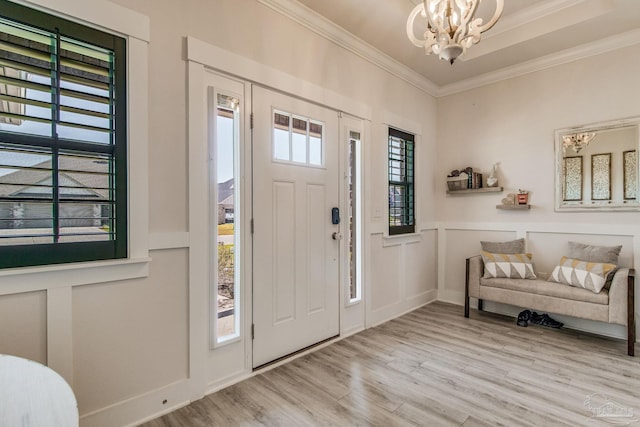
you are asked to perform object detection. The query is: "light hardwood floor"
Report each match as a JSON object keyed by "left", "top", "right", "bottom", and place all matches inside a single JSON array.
[{"left": 141, "top": 302, "right": 639, "bottom": 426}]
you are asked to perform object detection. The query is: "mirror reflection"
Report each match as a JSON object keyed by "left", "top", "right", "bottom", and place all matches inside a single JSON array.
[{"left": 556, "top": 117, "right": 639, "bottom": 211}]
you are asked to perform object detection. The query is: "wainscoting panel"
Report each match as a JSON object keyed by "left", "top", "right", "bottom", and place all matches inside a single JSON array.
[
  {"left": 367, "top": 229, "right": 438, "bottom": 327},
  {"left": 439, "top": 228, "right": 517, "bottom": 305},
  {"left": 0, "top": 290, "right": 47, "bottom": 364},
  {"left": 527, "top": 232, "right": 634, "bottom": 278}
]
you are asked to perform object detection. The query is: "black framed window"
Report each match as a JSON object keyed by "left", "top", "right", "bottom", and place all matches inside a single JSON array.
[
  {"left": 0, "top": 0, "right": 127, "bottom": 268},
  {"left": 388, "top": 127, "right": 414, "bottom": 235}
]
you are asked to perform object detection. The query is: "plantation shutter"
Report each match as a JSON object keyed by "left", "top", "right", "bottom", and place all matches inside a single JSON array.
[{"left": 0, "top": 1, "right": 127, "bottom": 268}]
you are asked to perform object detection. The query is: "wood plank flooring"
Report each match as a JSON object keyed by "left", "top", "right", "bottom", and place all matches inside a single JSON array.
[{"left": 141, "top": 302, "right": 640, "bottom": 426}]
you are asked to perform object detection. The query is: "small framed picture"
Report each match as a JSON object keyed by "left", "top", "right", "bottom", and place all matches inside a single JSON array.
[
  {"left": 591, "top": 153, "right": 611, "bottom": 201},
  {"left": 563, "top": 156, "right": 582, "bottom": 201},
  {"left": 623, "top": 150, "right": 637, "bottom": 200}
]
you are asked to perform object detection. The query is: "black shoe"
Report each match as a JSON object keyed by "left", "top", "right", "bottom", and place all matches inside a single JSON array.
[
  {"left": 531, "top": 312, "right": 563, "bottom": 328},
  {"left": 517, "top": 310, "right": 532, "bottom": 327}
]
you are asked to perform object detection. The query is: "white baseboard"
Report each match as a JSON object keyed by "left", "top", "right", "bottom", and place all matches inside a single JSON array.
[
  {"left": 206, "top": 370, "right": 253, "bottom": 396},
  {"left": 368, "top": 289, "right": 437, "bottom": 328},
  {"left": 80, "top": 379, "right": 190, "bottom": 427}
]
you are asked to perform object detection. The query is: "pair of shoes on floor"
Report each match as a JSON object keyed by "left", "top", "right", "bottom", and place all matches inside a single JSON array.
[
  {"left": 530, "top": 312, "right": 564, "bottom": 328},
  {"left": 516, "top": 310, "right": 564, "bottom": 328},
  {"left": 517, "top": 310, "right": 531, "bottom": 327}
]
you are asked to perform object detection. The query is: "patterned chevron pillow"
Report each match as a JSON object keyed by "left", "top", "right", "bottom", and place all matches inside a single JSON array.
[
  {"left": 481, "top": 251, "right": 536, "bottom": 279},
  {"left": 548, "top": 256, "right": 616, "bottom": 293}
]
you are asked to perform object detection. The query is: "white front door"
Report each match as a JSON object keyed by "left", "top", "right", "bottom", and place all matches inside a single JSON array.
[{"left": 252, "top": 85, "right": 340, "bottom": 368}]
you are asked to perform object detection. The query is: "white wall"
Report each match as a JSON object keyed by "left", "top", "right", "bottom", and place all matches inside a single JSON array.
[
  {"left": 437, "top": 44, "right": 640, "bottom": 223},
  {"left": 437, "top": 44, "right": 640, "bottom": 338},
  {"left": 0, "top": 0, "right": 438, "bottom": 426}
]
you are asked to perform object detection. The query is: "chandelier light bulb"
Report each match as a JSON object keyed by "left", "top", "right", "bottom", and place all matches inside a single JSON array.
[{"left": 407, "top": 0, "right": 504, "bottom": 64}]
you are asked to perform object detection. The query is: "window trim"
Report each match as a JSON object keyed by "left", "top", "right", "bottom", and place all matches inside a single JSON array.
[
  {"left": 0, "top": 0, "right": 150, "bottom": 292},
  {"left": 388, "top": 127, "right": 415, "bottom": 236},
  {"left": 209, "top": 83, "right": 243, "bottom": 348},
  {"left": 347, "top": 129, "right": 362, "bottom": 305}
]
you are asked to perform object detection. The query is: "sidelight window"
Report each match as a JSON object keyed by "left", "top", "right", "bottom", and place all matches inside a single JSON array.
[
  {"left": 348, "top": 130, "right": 362, "bottom": 303},
  {"left": 213, "top": 92, "right": 241, "bottom": 344}
]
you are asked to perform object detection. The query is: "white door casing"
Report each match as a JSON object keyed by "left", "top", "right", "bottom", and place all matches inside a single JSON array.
[{"left": 252, "top": 86, "right": 340, "bottom": 368}]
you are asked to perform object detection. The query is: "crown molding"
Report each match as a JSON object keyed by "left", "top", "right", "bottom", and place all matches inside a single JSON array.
[
  {"left": 255, "top": 0, "right": 439, "bottom": 96},
  {"left": 482, "top": 0, "right": 585, "bottom": 39},
  {"left": 459, "top": 0, "right": 612, "bottom": 62},
  {"left": 256, "top": 0, "right": 640, "bottom": 99},
  {"left": 437, "top": 28, "right": 640, "bottom": 97}
]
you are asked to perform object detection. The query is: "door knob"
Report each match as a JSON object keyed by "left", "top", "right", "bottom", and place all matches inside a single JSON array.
[{"left": 332, "top": 232, "right": 343, "bottom": 240}]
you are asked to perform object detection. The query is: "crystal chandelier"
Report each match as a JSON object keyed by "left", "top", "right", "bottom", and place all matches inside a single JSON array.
[
  {"left": 562, "top": 132, "right": 597, "bottom": 154},
  {"left": 406, "top": 0, "right": 504, "bottom": 64}
]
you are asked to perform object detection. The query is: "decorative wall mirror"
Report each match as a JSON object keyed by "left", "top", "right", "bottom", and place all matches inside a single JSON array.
[{"left": 555, "top": 117, "right": 640, "bottom": 211}]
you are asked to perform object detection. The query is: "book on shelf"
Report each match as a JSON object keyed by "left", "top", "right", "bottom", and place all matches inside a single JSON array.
[{"left": 468, "top": 172, "right": 483, "bottom": 189}]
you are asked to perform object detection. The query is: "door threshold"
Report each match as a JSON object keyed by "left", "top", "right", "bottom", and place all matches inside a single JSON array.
[{"left": 253, "top": 334, "right": 339, "bottom": 372}]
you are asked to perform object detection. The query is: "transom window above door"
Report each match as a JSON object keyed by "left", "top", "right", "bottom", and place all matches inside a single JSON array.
[{"left": 272, "top": 110, "right": 324, "bottom": 166}]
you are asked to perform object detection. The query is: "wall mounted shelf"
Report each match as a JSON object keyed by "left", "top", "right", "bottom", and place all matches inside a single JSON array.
[
  {"left": 496, "top": 204, "right": 531, "bottom": 210},
  {"left": 446, "top": 187, "right": 503, "bottom": 195}
]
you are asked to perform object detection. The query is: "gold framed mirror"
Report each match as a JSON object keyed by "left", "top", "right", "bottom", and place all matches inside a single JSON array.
[{"left": 555, "top": 117, "right": 640, "bottom": 211}]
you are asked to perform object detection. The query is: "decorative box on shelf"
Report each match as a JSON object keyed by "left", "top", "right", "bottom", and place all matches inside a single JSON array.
[
  {"left": 447, "top": 169, "right": 486, "bottom": 191},
  {"left": 447, "top": 178, "right": 467, "bottom": 191},
  {"left": 447, "top": 171, "right": 471, "bottom": 191}
]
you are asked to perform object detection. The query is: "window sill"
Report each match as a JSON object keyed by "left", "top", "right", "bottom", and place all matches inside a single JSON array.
[
  {"left": 212, "top": 333, "right": 242, "bottom": 349},
  {"left": 382, "top": 232, "right": 422, "bottom": 247},
  {"left": 0, "top": 257, "right": 151, "bottom": 296},
  {"left": 346, "top": 298, "right": 362, "bottom": 307}
]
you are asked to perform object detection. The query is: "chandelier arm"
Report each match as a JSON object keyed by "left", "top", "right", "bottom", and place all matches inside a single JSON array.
[
  {"left": 406, "top": 3, "right": 428, "bottom": 48},
  {"left": 451, "top": 2, "right": 477, "bottom": 42},
  {"left": 476, "top": 0, "right": 504, "bottom": 32},
  {"left": 427, "top": 0, "right": 447, "bottom": 33},
  {"left": 406, "top": 0, "right": 504, "bottom": 63}
]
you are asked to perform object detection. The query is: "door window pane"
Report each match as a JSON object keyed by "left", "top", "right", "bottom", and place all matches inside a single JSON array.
[
  {"left": 291, "top": 118, "right": 307, "bottom": 163},
  {"left": 272, "top": 110, "right": 324, "bottom": 167},
  {"left": 273, "top": 112, "right": 290, "bottom": 161},
  {"left": 309, "top": 122, "right": 323, "bottom": 166}
]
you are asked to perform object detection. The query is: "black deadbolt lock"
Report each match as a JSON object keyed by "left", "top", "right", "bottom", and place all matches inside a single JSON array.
[{"left": 331, "top": 207, "right": 340, "bottom": 225}]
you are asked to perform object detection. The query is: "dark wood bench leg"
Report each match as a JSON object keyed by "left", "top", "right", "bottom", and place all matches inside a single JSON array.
[
  {"left": 628, "top": 269, "right": 636, "bottom": 356},
  {"left": 465, "top": 258, "right": 470, "bottom": 318},
  {"left": 478, "top": 299, "right": 484, "bottom": 312}
]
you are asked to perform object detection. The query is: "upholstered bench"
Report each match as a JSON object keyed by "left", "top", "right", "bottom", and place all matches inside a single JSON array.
[{"left": 464, "top": 240, "right": 636, "bottom": 356}]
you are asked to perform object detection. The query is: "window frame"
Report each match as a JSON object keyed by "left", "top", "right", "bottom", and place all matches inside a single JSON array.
[
  {"left": 209, "top": 85, "right": 243, "bottom": 347},
  {"left": 0, "top": 0, "right": 128, "bottom": 269},
  {"left": 0, "top": 0, "right": 150, "bottom": 291},
  {"left": 388, "top": 127, "right": 415, "bottom": 236},
  {"left": 347, "top": 129, "right": 362, "bottom": 304}
]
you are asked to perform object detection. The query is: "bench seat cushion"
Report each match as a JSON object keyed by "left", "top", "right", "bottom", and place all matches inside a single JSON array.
[{"left": 480, "top": 277, "right": 609, "bottom": 305}]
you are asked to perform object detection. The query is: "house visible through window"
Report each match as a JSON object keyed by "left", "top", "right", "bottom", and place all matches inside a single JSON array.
[
  {"left": 214, "top": 92, "right": 240, "bottom": 343},
  {"left": 388, "top": 127, "right": 415, "bottom": 235},
  {"left": 0, "top": 0, "right": 127, "bottom": 268}
]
